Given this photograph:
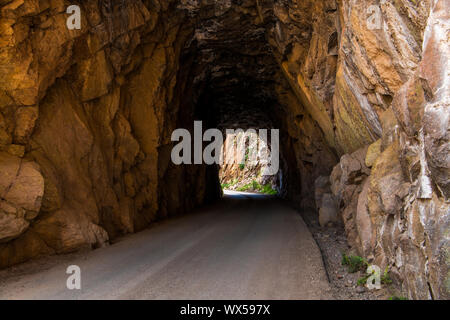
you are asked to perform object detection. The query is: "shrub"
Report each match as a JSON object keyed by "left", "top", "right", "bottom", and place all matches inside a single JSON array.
[
  {"left": 388, "top": 296, "right": 408, "bottom": 300},
  {"left": 235, "top": 181, "right": 278, "bottom": 195},
  {"left": 237, "top": 183, "right": 252, "bottom": 192},
  {"left": 341, "top": 253, "right": 368, "bottom": 273},
  {"left": 381, "top": 266, "right": 392, "bottom": 285},
  {"left": 260, "top": 183, "right": 277, "bottom": 195},
  {"left": 357, "top": 274, "right": 371, "bottom": 286},
  {"left": 221, "top": 183, "right": 231, "bottom": 189}
]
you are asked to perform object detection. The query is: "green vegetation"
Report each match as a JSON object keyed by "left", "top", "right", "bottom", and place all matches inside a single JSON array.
[
  {"left": 221, "top": 179, "right": 238, "bottom": 190},
  {"left": 357, "top": 274, "right": 371, "bottom": 286},
  {"left": 351, "top": 261, "right": 393, "bottom": 288},
  {"left": 381, "top": 266, "right": 392, "bottom": 285},
  {"left": 259, "top": 183, "right": 278, "bottom": 195},
  {"left": 236, "top": 180, "right": 278, "bottom": 195},
  {"left": 388, "top": 296, "right": 408, "bottom": 300},
  {"left": 239, "top": 148, "right": 251, "bottom": 171},
  {"left": 357, "top": 266, "right": 392, "bottom": 287},
  {"left": 237, "top": 183, "right": 252, "bottom": 192},
  {"left": 341, "top": 253, "right": 368, "bottom": 273}
]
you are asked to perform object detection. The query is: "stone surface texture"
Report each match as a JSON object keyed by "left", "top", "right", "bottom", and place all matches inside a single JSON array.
[{"left": 0, "top": 0, "right": 448, "bottom": 299}]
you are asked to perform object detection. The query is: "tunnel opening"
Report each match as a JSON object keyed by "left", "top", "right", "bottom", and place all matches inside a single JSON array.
[
  {"left": 0, "top": 0, "right": 338, "bottom": 269},
  {"left": 218, "top": 129, "right": 281, "bottom": 196},
  {"left": 192, "top": 73, "right": 285, "bottom": 196},
  {"left": 175, "top": 0, "right": 302, "bottom": 201}
]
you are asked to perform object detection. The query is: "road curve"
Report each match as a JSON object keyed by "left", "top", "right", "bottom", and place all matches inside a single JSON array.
[{"left": 0, "top": 191, "right": 332, "bottom": 300}]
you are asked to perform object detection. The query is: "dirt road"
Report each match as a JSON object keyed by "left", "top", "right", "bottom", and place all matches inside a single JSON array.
[{"left": 0, "top": 191, "right": 332, "bottom": 300}]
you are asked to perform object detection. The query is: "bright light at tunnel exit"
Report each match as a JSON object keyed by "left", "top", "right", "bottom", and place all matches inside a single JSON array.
[{"left": 171, "top": 121, "right": 280, "bottom": 175}]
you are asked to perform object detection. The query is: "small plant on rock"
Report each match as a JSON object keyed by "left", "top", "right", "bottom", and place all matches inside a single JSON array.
[
  {"left": 357, "top": 274, "right": 371, "bottom": 286},
  {"left": 237, "top": 183, "right": 252, "bottom": 192},
  {"left": 260, "top": 183, "right": 277, "bottom": 195},
  {"left": 381, "top": 266, "right": 392, "bottom": 285},
  {"left": 388, "top": 295, "right": 408, "bottom": 300},
  {"left": 341, "top": 253, "right": 368, "bottom": 273}
]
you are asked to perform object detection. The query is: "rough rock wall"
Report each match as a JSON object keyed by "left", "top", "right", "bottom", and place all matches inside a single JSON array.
[
  {"left": 267, "top": 0, "right": 432, "bottom": 156},
  {"left": 300, "top": 0, "right": 448, "bottom": 299},
  {"left": 0, "top": 0, "right": 448, "bottom": 300},
  {"left": 367, "top": 0, "right": 449, "bottom": 299},
  {"left": 0, "top": 0, "right": 220, "bottom": 267},
  {"left": 260, "top": 0, "right": 448, "bottom": 299}
]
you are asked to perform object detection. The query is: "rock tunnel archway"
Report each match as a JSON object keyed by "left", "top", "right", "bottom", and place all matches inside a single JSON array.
[{"left": 0, "top": 0, "right": 448, "bottom": 299}]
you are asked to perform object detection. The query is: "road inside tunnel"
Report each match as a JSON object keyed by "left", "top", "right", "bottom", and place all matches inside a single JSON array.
[
  {"left": 0, "top": 191, "right": 331, "bottom": 300},
  {"left": 0, "top": 0, "right": 447, "bottom": 302}
]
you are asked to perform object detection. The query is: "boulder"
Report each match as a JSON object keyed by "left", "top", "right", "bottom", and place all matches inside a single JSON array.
[
  {"left": 314, "top": 175, "right": 331, "bottom": 210},
  {"left": 319, "top": 193, "right": 338, "bottom": 227},
  {"left": 355, "top": 179, "right": 373, "bottom": 257},
  {"left": 329, "top": 146, "right": 371, "bottom": 249}
]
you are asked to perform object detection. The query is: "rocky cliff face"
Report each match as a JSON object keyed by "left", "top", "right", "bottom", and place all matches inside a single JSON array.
[
  {"left": 305, "top": 0, "right": 449, "bottom": 299},
  {"left": 0, "top": 0, "right": 221, "bottom": 267},
  {"left": 0, "top": 0, "right": 448, "bottom": 299}
]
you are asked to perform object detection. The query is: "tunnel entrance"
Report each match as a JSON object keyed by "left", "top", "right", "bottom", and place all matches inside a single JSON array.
[
  {"left": 0, "top": 0, "right": 338, "bottom": 270},
  {"left": 191, "top": 83, "right": 285, "bottom": 198},
  {"left": 189, "top": 61, "right": 286, "bottom": 197},
  {"left": 179, "top": 1, "right": 293, "bottom": 199}
]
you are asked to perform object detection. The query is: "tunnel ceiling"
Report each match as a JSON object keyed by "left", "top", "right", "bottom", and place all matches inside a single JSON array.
[{"left": 186, "top": 0, "right": 281, "bottom": 130}]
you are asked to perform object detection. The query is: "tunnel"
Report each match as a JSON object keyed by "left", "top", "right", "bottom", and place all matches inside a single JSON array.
[
  {"left": 0, "top": 0, "right": 448, "bottom": 300},
  {"left": 170, "top": 1, "right": 337, "bottom": 208}
]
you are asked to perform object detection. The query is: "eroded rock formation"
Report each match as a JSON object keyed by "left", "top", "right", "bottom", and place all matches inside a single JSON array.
[
  {"left": 0, "top": 0, "right": 222, "bottom": 267},
  {"left": 319, "top": 1, "right": 449, "bottom": 299},
  {"left": 0, "top": 0, "right": 448, "bottom": 299}
]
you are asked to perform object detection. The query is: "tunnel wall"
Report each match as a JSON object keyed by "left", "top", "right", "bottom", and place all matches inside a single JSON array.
[
  {"left": 265, "top": 0, "right": 449, "bottom": 299},
  {"left": 0, "top": 0, "right": 219, "bottom": 267},
  {"left": 0, "top": 0, "right": 448, "bottom": 299}
]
